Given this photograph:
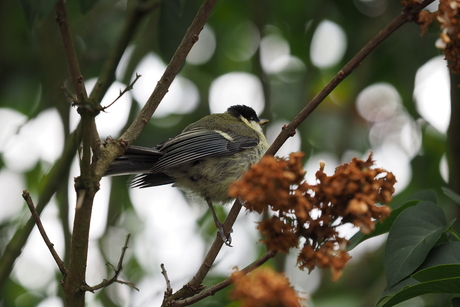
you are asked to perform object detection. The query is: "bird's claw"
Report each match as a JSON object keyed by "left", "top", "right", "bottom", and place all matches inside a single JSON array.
[{"left": 217, "top": 223, "right": 232, "bottom": 247}]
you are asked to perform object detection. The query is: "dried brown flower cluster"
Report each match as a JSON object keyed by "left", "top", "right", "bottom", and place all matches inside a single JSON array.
[
  {"left": 416, "top": 0, "right": 460, "bottom": 73},
  {"left": 231, "top": 267, "right": 301, "bottom": 307},
  {"left": 229, "top": 152, "right": 396, "bottom": 281}
]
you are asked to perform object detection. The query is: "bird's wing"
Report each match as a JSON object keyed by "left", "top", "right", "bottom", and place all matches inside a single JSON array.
[{"left": 150, "top": 129, "right": 258, "bottom": 173}]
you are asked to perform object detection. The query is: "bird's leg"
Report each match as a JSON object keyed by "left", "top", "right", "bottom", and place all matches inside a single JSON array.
[{"left": 205, "top": 198, "right": 232, "bottom": 247}]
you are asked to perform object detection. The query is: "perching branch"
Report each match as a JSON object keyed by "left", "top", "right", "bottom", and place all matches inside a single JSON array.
[
  {"left": 22, "top": 191, "right": 68, "bottom": 276},
  {"left": 166, "top": 0, "right": 435, "bottom": 304}
]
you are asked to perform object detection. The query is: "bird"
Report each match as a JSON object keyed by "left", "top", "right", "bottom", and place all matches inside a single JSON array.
[{"left": 105, "top": 105, "right": 269, "bottom": 246}]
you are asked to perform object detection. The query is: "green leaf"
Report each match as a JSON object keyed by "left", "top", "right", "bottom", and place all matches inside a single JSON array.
[
  {"left": 158, "top": 0, "right": 199, "bottom": 63},
  {"left": 348, "top": 190, "right": 437, "bottom": 250},
  {"left": 394, "top": 189, "right": 438, "bottom": 208},
  {"left": 378, "top": 242, "right": 460, "bottom": 305},
  {"left": 19, "top": 0, "right": 58, "bottom": 27},
  {"left": 348, "top": 200, "right": 419, "bottom": 250},
  {"left": 377, "top": 277, "right": 460, "bottom": 307},
  {"left": 378, "top": 276, "right": 419, "bottom": 303},
  {"left": 384, "top": 201, "right": 448, "bottom": 288},
  {"left": 419, "top": 241, "right": 460, "bottom": 269},
  {"left": 412, "top": 264, "right": 460, "bottom": 282},
  {"left": 442, "top": 187, "right": 460, "bottom": 205}
]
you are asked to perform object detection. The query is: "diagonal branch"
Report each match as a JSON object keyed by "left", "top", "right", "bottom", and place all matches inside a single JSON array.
[
  {"left": 266, "top": 0, "right": 435, "bottom": 156},
  {"left": 167, "top": 0, "right": 435, "bottom": 304},
  {"left": 96, "top": 0, "right": 219, "bottom": 178},
  {"left": 22, "top": 191, "right": 68, "bottom": 276}
]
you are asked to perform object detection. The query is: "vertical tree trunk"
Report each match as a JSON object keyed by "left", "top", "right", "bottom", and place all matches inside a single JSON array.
[{"left": 448, "top": 72, "right": 460, "bottom": 194}]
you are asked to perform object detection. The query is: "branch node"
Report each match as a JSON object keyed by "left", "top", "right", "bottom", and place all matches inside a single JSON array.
[{"left": 282, "top": 124, "right": 296, "bottom": 137}]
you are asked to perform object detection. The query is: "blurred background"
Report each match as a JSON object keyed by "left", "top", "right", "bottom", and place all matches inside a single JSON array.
[{"left": 0, "top": 0, "right": 455, "bottom": 306}]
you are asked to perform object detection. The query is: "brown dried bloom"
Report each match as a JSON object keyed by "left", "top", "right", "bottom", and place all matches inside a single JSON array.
[
  {"left": 231, "top": 267, "right": 301, "bottom": 307},
  {"left": 229, "top": 152, "right": 306, "bottom": 214},
  {"left": 258, "top": 216, "right": 298, "bottom": 253},
  {"left": 413, "top": 0, "right": 460, "bottom": 73},
  {"left": 230, "top": 152, "right": 396, "bottom": 280}
]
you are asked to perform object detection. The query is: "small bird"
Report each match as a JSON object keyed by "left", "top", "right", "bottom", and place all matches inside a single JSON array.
[{"left": 105, "top": 105, "right": 269, "bottom": 246}]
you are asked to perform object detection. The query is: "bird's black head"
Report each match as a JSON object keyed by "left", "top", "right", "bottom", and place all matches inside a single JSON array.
[{"left": 227, "top": 105, "right": 260, "bottom": 122}]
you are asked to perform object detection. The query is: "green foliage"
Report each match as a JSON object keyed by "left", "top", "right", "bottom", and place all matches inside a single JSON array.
[
  {"left": 158, "top": 0, "right": 199, "bottom": 63},
  {"left": 384, "top": 201, "right": 453, "bottom": 287},
  {"left": 348, "top": 190, "right": 437, "bottom": 250},
  {"left": 375, "top": 194, "right": 460, "bottom": 306},
  {"left": 443, "top": 187, "right": 460, "bottom": 205},
  {"left": 19, "top": 0, "right": 58, "bottom": 26}
]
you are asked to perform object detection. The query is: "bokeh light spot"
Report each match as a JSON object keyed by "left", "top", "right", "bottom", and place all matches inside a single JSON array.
[
  {"left": 224, "top": 21, "right": 260, "bottom": 62},
  {"left": 310, "top": 20, "right": 347, "bottom": 68},
  {"left": 132, "top": 53, "right": 199, "bottom": 117},
  {"left": 209, "top": 72, "right": 264, "bottom": 114},
  {"left": 3, "top": 108, "right": 64, "bottom": 172},
  {"left": 260, "top": 34, "right": 291, "bottom": 74},
  {"left": 354, "top": 0, "right": 388, "bottom": 17},
  {"left": 414, "top": 56, "right": 450, "bottom": 134},
  {"left": 356, "top": 83, "right": 400, "bottom": 122}
]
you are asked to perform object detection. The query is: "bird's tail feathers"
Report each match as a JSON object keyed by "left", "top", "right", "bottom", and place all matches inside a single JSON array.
[{"left": 104, "top": 145, "right": 162, "bottom": 176}]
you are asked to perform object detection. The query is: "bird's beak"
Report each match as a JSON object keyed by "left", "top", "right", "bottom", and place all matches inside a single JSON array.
[{"left": 259, "top": 119, "right": 269, "bottom": 126}]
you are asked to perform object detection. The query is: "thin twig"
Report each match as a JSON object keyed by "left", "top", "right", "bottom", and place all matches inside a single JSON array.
[
  {"left": 102, "top": 73, "right": 142, "bottom": 110},
  {"left": 22, "top": 190, "right": 68, "bottom": 276},
  {"left": 80, "top": 234, "right": 138, "bottom": 292},
  {"left": 55, "top": 0, "right": 88, "bottom": 104},
  {"left": 161, "top": 263, "right": 173, "bottom": 297},
  {"left": 170, "top": 251, "right": 276, "bottom": 307},
  {"left": 60, "top": 86, "right": 78, "bottom": 105}
]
